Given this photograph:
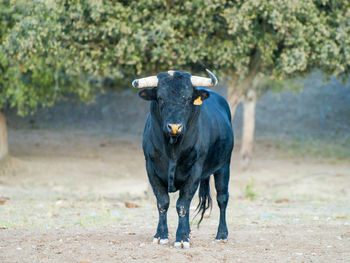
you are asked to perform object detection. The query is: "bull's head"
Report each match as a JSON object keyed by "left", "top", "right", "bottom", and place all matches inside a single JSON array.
[{"left": 132, "top": 69, "right": 218, "bottom": 142}]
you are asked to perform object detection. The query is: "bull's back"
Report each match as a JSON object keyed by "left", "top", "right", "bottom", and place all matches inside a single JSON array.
[{"left": 204, "top": 90, "right": 231, "bottom": 118}]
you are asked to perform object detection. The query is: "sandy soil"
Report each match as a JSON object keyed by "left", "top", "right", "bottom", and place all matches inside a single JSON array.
[{"left": 0, "top": 129, "right": 350, "bottom": 262}]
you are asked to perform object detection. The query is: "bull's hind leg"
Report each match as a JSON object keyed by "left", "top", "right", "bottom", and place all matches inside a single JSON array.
[
  {"left": 213, "top": 162, "right": 230, "bottom": 241},
  {"left": 146, "top": 160, "right": 169, "bottom": 245}
]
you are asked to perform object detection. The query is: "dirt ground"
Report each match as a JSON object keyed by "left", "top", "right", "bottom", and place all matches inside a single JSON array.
[
  {"left": 0, "top": 128, "right": 349, "bottom": 263},
  {"left": 1, "top": 73, "right": 350, "bottom": 262}
]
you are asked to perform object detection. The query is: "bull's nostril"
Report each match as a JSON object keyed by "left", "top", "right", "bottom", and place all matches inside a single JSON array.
[{"left": 166, "top": 124, "right": 183, "bottom": 135}]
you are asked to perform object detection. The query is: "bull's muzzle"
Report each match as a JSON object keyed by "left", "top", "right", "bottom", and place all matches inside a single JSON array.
[{"left": 166, "top": 124, "right": 183, "bottom": 136}]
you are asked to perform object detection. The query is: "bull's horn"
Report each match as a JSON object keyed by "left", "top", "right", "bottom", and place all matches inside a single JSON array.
[
  {"left": 132, "top": 76, "right": 158, "bottom": 88},
  {"left": 191, "top": 69, "right": 218, "bottom": 87}
]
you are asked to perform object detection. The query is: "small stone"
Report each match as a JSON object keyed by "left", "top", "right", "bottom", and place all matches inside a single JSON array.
[
  {"left": 55, "top": 200, "right": 63, "bottom": 206},
  {"left": 111, "top": 211, "right": 120, "bottom": 216}
]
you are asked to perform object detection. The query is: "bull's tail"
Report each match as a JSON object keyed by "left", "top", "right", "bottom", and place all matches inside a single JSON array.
[{"left": 194, "top": 177, "right": 212, "bottom": 227}]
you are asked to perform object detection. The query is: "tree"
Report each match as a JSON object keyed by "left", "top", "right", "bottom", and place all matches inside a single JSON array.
[
  {"left": 217, "top": 0, "right": 350, "bottom": 164},
  {"left": 0, "top": 0, "right": 100, "bottom": 161},
  {"left": 1, "top": 0, "right": 349, "bottom": 164},
  {"left": 0, "top": 0, "right": 16, "bottom": 161}
]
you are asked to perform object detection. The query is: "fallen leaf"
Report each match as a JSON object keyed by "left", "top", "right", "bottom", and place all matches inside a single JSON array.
[
  {"left": 341, "top": 232, "right": 350, "bottom": 238},
  {"left": 335, "top": 215, "right": 346, "bottom": 219},
  {"left": 125, "top": 202, "right": 140, "bottom": 208},
  {"left": 0, "top": 200, "right": 6, "bottom": 205},
  {"left": 275, "top": 198, "right": 289, "bottom": 204}
]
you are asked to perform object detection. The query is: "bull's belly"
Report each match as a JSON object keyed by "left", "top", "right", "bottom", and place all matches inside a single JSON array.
[
  {"left": 150, "top": 153, "right": 226, "bottom": 187},
  {"left": 145, "top": 135, "right": 233, "bottom": 189}
]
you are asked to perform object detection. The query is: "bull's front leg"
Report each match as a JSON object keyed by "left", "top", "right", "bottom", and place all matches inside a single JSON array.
[
  {"left": 146, "top": 159, "right": 170, "bottom": 245},
  {"left": 174, "top": 165, "right": 202, "bottom": 249}
]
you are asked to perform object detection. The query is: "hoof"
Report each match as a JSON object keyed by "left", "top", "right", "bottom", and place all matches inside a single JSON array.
[
  {"left": 174, "top": 241, "right": 190, "bottom": 249},
  {"left": 159, "top": 239, "right": 169, "bottom": 245},
  {"left": 214, "top": 238, "right": 228, "bottom": 243},
  {"left": 153, "top": 237, "right": 168, "bottom": 245}
]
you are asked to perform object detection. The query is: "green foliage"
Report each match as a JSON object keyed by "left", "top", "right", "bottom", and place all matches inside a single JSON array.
[
  {"left": 0, "top": 0, "right": 100, "bottom": 115},
  {"left": 245, "top": 178, "right": 258, "bottom": 200},
  {"left": 1, "top": 0, "right": 349, "bottom": 114},
  {"left": 221, "top": 0, "right": 350, "bottom": 94}
]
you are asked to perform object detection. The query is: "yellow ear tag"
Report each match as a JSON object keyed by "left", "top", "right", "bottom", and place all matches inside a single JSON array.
[{"left": 193, "top": 96, "right": 202, "bottom": 105}]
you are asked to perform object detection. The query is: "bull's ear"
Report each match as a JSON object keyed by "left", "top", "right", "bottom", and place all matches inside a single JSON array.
[
  {"left": 138, "top": 88, "right": 157, "bottom": 101},
  {"left": 193, "top": 88, "right": 210, "bottom": 105}
]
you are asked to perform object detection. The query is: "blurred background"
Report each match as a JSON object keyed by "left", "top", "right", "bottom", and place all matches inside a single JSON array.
[{"left": 0, "top": 1, "right": 349, "bottom": 262}]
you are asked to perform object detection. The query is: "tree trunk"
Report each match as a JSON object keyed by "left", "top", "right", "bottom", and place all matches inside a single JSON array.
[
  {"left": 226, "top": 52, "right": 262, "bottom": 167},
  {"left": 227, "top": 91, "right": 242, "bottom": 121},
  {"left": 226, "top": 73, "right": 242, "bottom": 121},
  {"left": 0, "top": 111, "right": 8, "bottom": 162},
  {"left": 240, "top": 90, "right": 257, "bottom": 166}
]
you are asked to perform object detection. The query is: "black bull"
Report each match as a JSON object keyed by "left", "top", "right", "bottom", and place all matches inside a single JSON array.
[{"left": 136, "top": 71, "right": 234, "bottom": 248}]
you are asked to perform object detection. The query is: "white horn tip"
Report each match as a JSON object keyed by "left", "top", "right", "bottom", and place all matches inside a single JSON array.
[
  {"left": 205, "top": 69, "right": 218, "bottom": 86},
  {"left": 132, "top": 79, "right": 139, "bottom": 88}
]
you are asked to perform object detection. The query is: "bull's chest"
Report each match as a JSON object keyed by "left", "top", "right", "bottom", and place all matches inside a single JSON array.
[{"left": 150, "top": 146, "right": 198, "bottom": 184}]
